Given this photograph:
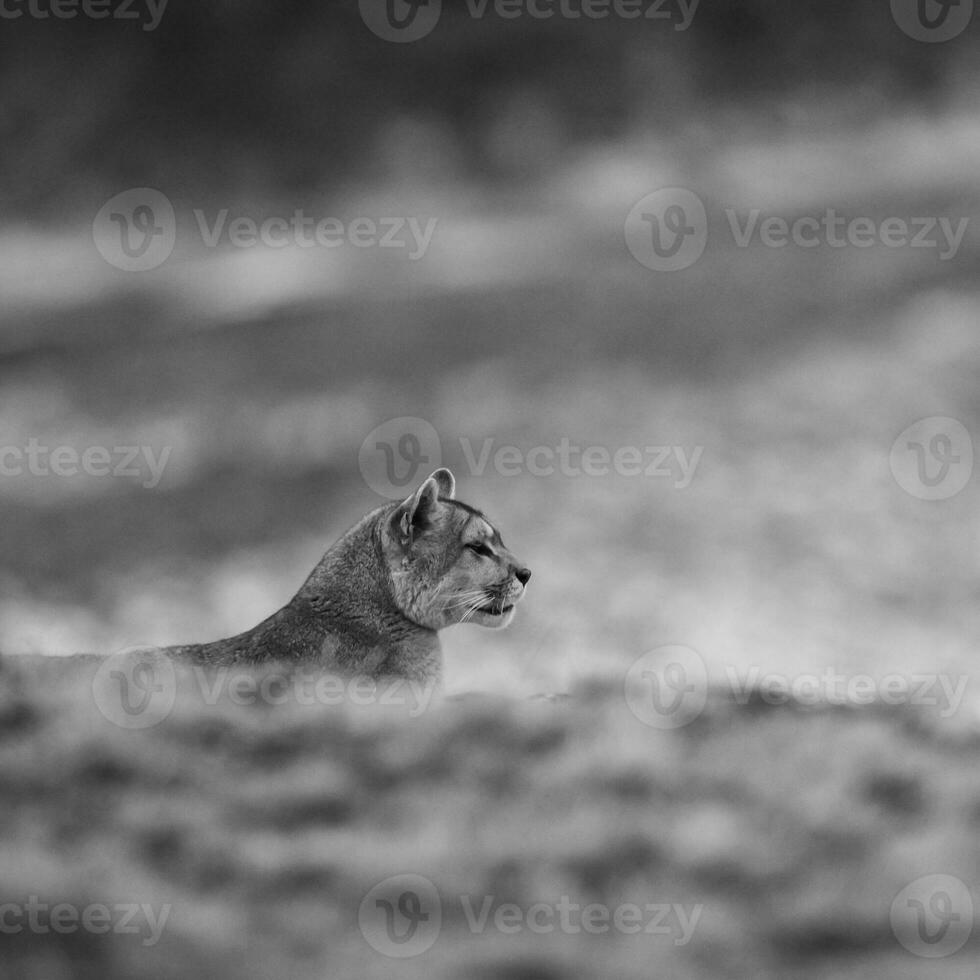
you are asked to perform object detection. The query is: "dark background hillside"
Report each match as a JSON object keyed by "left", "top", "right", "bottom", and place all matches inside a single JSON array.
[{"left": 2, "top": 1, "right": 977, "bottom": 218}]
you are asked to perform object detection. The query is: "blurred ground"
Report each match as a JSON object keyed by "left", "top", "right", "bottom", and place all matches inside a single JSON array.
[{"left": 1, "top": 658, "right": 978, "bottom": 980}]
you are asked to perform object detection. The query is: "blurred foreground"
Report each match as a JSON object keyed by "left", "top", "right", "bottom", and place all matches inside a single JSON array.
[{"left": 1, "top": 656, "right": 977, "bottom": 980}]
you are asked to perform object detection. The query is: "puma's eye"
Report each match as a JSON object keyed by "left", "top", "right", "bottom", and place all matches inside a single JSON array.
[{"left": 467, "top": 542, "right": 494, "bottom": 558}]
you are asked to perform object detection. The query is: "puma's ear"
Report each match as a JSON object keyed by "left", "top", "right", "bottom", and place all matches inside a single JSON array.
[
  {"left": 429, "top": 468, "right": 455, "bottom": 500},
  {"left": 392, "top": 472, "right": 448, "bottom": 545}
]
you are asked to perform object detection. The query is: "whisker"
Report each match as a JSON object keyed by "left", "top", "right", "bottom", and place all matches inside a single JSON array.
[
  {"left": 449, "top": 590, "right": 491, "bottom": 621},
  {"left": 442, "top": 589, "right": 489, "bottom": 608},
  {"left": 444, "top": 594, "right": 490, "bottom": 613},
  {"left": 459, "top": 596, "right": 487, "bottom": 623}
]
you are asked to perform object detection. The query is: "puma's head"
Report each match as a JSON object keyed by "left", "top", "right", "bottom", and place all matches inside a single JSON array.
[{"left": 382, "top": 468, "right": 531, "bottom": 631}]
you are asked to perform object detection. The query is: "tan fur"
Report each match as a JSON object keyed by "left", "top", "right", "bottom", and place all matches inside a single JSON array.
[{"left": 164, "top": 469, "right": 530, "bottom": 683}]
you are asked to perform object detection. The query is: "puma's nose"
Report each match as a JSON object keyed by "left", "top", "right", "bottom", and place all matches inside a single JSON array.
[{"left": 515, "top": 567, "right": 532, "bottom": 586}]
